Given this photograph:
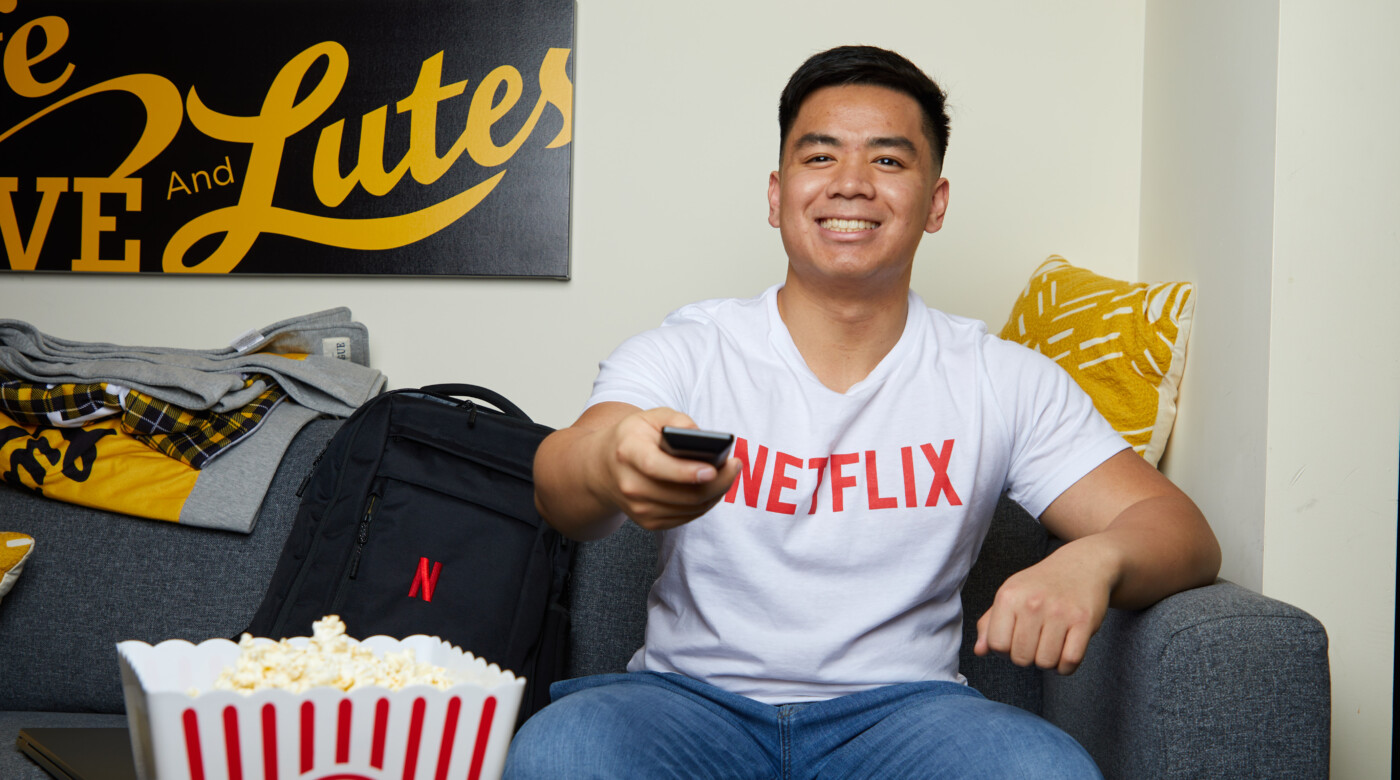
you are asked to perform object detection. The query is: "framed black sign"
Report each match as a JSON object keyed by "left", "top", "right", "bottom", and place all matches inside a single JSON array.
[{"left": 0, "top": 0, "right": 574, "bottom": 277}]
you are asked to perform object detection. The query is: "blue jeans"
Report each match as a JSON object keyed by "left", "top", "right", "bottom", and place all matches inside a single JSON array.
[{"left": 504, "top": 672, "right": 1102, "bottom": 779}]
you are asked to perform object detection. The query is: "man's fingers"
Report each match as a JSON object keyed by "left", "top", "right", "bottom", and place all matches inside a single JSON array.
[
  {"left": 638, "top": 442, "right": 720, "bottom": 484},
  {"left": 979, "top": 550, "right": 1112, "bottom": 674},
  {"left": 629, "top": 493, "right": 731, "bottom": 531},
  {"left": 1034, "top": 621, "right": 1070, "bottom": 671},
  {"left": 976, "top": 602, "right": 1022, "bottom": 662},
  {"left": 973, "top": 612, "right": 992, "bottom": 656},
  {"left": 1055, "top": 625, "right": 1092, "bottom": 676},
  {"left": 981, "top": 581, "right": 1044, "bottom": 666},
  {"left": 1008, "top": 617, "right": 1042, "bottom": 668},
  {"left": 979, "top": 602, "right": 1093, "bottom": 674},
  {"left": 621, "top": 453, "right": 737, "bottom": 503},
  {"left": 614, "top": 456, "right": 741, "bottom": 529},
  {"left": 622, "top": 410, "right": 736, "bottom": 486}
]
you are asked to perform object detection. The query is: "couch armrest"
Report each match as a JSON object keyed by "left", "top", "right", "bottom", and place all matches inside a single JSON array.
[{"left": 1043, "top": 580, "right": 1330, "bottom": 780}]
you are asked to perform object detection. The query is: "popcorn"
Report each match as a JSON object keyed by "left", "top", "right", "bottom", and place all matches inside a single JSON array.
[
  {"left": 213, "top": 615, "right": 475, "bottom": 693},
  {"left": 119, "top": 628, "right": 525, "bottom": 780}
]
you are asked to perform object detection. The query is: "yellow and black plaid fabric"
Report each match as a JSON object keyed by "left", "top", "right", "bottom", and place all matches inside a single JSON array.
[
  {"left": 0, "top": 374, "right": 286, "bottom": 468},
  {"left": 0, "top": 378, "right": 111, "bottom": 421}
]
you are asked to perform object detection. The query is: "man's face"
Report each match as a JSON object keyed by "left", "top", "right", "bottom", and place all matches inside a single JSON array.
[{"left": 768, "top": 84, "right": 949, "bottom": 293}]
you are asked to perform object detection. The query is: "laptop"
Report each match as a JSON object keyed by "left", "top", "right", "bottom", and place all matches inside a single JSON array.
[{"left": 14, "top": 727, "right": 138, "bottom": 780}]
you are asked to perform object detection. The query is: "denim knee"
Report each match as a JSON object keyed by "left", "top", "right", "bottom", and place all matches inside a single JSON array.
[
  {"left": 503, "top": 687, "right": 639, "bottom": 779},
  {"left": 503, "top": 674, "right": 776, "bottom": 780}
]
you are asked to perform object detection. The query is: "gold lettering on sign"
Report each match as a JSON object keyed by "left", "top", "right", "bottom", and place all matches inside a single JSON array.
[
  {"left": 0, "top": 73, "right": 182, "bottom": 178},
  {"left": 2, "top": 15, "right": 75, "bottom": 98},
  {"left": 71, "top": 176, "right": 141, "bottom": 272},
  {"left": 165, "top": 41, "right": 572, "bottom": 273},
  {"left": 168, "top": 157, "right": 237, "bottom": 199},
  {"left": 0, "top": 74, "right": 182, "bottom": 270},
  {"left": 464, "top": 48, "right": 573, "bottom": 168},
  {"left": 0, "top": 177, "right": 66, "bottom": 271}
]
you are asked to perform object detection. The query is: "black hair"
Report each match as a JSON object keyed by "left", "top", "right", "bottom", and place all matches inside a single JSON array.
[{"left": 778, "top": 45, "right": 950, "bottom": 168}]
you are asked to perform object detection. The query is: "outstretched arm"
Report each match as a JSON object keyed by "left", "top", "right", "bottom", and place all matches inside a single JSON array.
[
  {"left": 532, "top": 402, "right": 742, "bottom": 541},
  {"left": 974, "top": 449, "right": 1221, "bottom": 674}
]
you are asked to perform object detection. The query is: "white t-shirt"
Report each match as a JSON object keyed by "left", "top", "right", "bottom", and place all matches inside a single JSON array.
[{"left": 587, "top": 284, "right": 1127, "bottom": 704}]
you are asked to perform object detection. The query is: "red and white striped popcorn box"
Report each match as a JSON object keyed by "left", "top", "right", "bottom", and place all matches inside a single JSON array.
[{"left": 116, "top": 635, "right": 525, "bottom": 780}]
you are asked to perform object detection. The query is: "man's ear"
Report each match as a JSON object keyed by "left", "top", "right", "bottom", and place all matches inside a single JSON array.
[
  {"left": 924, "top": 177, "right": 950, "bottom": 234},
  {"left": 768, "top": 171, "right": 782, "bottom": 228}
]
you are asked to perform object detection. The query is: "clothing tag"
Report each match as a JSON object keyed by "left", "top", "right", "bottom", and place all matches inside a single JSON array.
[
  {"left": 229, "top": 329, "right": 266, "bottom": 353},
  {"left": 322, "top": 336, "right": 352, "bottom": 362}
]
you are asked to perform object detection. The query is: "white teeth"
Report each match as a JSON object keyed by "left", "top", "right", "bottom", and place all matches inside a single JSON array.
[{"left": 820, "top": 218, "right": 878, "bottom": 232}]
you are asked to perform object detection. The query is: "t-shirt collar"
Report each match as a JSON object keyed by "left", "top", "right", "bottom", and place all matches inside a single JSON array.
[{"left": 765, "top": 283, "right": 925, "bottom": 397}]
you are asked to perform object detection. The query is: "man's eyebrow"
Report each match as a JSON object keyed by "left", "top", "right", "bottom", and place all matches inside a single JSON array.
[
  {"left": 792, "top": 132, "right": 841, "bottom": 151},
  {"left": 790, "top": 133, "right": 920, "bottom": 157},
  {"left": 868, "top": 136, "right": 919, "bottom": 156}
]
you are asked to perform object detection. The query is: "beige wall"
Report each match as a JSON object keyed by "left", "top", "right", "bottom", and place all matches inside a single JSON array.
[
  {"left": 1139, "top": 0, "right": 1279, "bottom": 593},
  {"left": 1263, "top": 1, "right": 1398, "bottom": 777},
  {"left": 3, "top": 0, "right": 1394, "bottom": 775},
  {"left": 1141, "top": 0, "right": 1397, "bottom": 776}
]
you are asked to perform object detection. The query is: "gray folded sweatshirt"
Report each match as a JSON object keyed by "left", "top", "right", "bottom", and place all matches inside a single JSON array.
[{"left": 0, "top": 308, "right": 385, "bottom": 417}]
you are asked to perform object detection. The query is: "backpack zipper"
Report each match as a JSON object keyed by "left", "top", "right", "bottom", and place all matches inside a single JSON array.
[
  {"left": 347, "top": 492, "right": 378, "bottom": 579},
  {"left": 330, "top": 489, "right": 380, "bottom": 612},
  {"left": 295, "top": 447, "right": 327, "bottom": 497},
  {"left": 295, "top": 448, "right": 327, "bottom": 495}
]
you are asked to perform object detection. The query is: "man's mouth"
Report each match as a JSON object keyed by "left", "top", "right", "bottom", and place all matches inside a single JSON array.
[{"left": 818, "top": 218, "right": 879, "bottom": 233}]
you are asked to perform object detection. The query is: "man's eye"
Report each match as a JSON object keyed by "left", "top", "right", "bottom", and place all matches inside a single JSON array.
[
  {"left": 808, "top": 154, "right": 834, "bottom": 163},
  {"left": 875, "top": 157, "right": 903, "bottom": 167}
]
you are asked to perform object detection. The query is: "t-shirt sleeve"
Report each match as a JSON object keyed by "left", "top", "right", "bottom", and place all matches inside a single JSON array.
[
  {"left": 586, "top": 320, "right": 702, "bottom": 413},
  {"left": 986, "top": 338, "right": 1130, "bottom": 518}
]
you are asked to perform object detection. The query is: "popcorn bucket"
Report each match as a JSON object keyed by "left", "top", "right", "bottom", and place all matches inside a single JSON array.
[{"left": 116, "top": 635, "right": 525, "bottom": 780}]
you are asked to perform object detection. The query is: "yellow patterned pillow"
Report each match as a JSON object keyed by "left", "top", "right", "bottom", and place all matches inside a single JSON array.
[
  {"left": 999, "top": 256, "right": 1194, "bottom": 467},
  {"left": 1, "top": 531, "right": 35, "bottom": 604}
]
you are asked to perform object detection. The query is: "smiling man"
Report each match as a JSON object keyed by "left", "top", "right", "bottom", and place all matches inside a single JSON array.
[{"left": 506, "top": 45, "right": 1220, "bottom": 779}]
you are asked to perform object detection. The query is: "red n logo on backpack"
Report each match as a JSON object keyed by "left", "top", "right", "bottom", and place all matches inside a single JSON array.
[{"left": 408, "top": 557, "right": 442, "bottom": 602}]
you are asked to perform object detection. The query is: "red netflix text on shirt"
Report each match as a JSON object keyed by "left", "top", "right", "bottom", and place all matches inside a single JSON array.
[{"left": 723, "top": 436, "right": 963, "bottom": 515}]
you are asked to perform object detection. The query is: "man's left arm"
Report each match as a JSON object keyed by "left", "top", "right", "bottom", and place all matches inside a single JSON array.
[{"left": 973, "top": 449, "right": 1221, "bottom": 675}]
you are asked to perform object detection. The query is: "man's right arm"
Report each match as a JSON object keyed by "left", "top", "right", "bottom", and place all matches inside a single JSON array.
[{"left": 532, "top": 401, "right": 742, "bottom": 541}]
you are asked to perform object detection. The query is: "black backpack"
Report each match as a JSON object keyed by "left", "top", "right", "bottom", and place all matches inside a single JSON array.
[{"left": 244, "top": 384, "right": 574, "bottom": 727}]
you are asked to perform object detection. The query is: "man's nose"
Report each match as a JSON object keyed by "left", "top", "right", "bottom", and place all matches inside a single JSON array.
[{"left": 826, "top": 160, "right": 876, "bottom": 199}]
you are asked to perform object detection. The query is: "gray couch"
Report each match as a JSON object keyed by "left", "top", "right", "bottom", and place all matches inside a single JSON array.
[{"left": 1, "top": 417, "right": 1331, "bottom": 779}]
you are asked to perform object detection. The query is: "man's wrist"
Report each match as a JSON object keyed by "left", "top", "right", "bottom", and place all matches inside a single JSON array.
[{"left": 1052, "top": 534, "right": 1126, "bottom": 598}]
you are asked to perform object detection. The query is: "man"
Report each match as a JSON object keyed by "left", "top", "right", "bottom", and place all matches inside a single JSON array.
[{"left": 506, "top": 45, "right": 1220, "bottom": 779}]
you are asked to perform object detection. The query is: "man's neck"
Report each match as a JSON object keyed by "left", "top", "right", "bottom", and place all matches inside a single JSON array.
[{"left": 776, "top": 275, "right": 911, "bottom": 394}]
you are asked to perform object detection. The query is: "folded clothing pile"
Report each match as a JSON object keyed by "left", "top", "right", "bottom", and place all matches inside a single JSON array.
[{"left": 0, "top": 308, "right": 385, "bottom": 532}]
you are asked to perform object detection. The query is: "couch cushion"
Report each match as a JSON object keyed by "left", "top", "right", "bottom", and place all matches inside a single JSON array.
[
  {"left": 0, "top": 418, "right": 342, "bottom": 713},
  {"left": 565, "top": 520, "right": 659, "bottom": 678}
]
